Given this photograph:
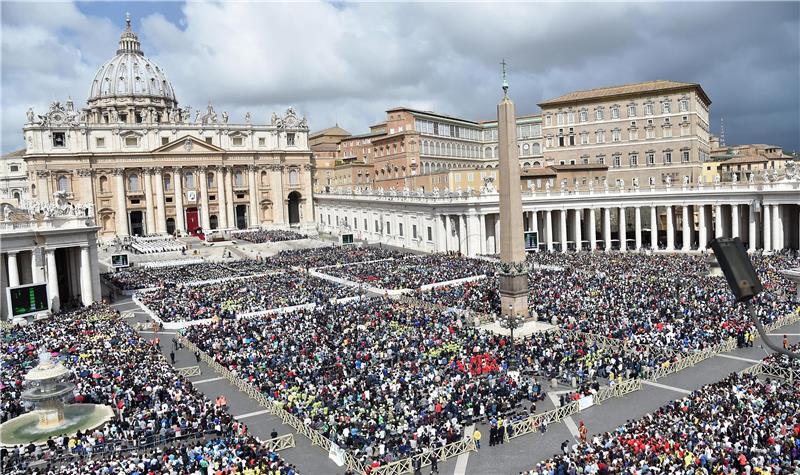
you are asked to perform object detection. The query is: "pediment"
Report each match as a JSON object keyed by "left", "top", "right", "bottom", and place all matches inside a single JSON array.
[{"left": 153, "top": 135, "right": 226, "bottom": 154}]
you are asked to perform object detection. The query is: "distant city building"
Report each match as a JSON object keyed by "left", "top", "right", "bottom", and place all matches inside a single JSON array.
[
  {"left": 309, "top": 125, "right": 350, "bottom": 192},
  {"left": 706, "top": 143, "right": 794, "bottom": 182},
  {"left": 20, "top": 16, "right": 314, "bottom": 239}
]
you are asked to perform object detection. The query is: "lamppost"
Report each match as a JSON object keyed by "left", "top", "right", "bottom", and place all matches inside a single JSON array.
[{"left": 501, "top": 303, "right": 524, "bottom": 370}]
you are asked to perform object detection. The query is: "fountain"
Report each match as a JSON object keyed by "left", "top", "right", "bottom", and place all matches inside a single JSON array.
[{"left": 0, "top": 352, "right": 114, "bottom": 446}]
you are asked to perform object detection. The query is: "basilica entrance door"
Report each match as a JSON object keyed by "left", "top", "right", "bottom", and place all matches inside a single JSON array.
[
  {"left": 186, "top": 207, "right": 202, "bottom": 237},
  {"left": 235, "top": 205, "right": 248, "bottom": 229},
  {"left": 130, "top": 211, "right": 145, "bottom": 236}
]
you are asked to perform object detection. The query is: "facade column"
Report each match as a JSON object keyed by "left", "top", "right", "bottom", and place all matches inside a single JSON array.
[
  {"left": 436, "top": 214, "right": 447, "bottom": 252},
  {"left": 545, "top": 209, "right": 554, "bottom": 251},
  {"left": 603, "top": 207, "right": 612, "bottom": 251},
  {"left": 225, "top": 167, "right": 236, "bottom": 227},
  {"left": 143, "top": 170, "right": 156, "bottom": 234},
  {"left": 154, "top": 168, "right": 167, "bottom": 234},
  {"left": 559, "top": 210, "right": 568, "bottom": 253},
  {"left": 618, "top": 207, "right": 627, "bottom": 251},
  {"left": 7, "top": 252, "right": 20, "bottom": 287},
  {"left": 80, "top": 245, "right": 93, "bottom": 307},
  {"left": 634, "top": 206, "right": 642, "bottom": 250},
  {"left": 731, "top": 204, "right": 740, "bottom": 238},
  {"left": 479, "top": 214, "right": 487, "bottom": 255},
  {"left": 665, "top": 205, "right": 675, "bottom": 251},
  {"left": 270, "top": 165, "right": 285, "bottom": 225},
  {"left": 698, "top": 205, "right": 707, "bottom": 250},
  {"left": 682, "top": 205, "right": 691, "bottom": 251},
  {"left": 589, "top": 208, "right": 597, "bottom": 251},
  {"left": 715, "top": 204, "right": 724, "bottom": 239},
  {"left": 748, "top": 203, "right": 757, "bottom": 252},
  {"left": 573, "top": 209, "right": 582, "bottom": 251},
  {"left": 650, "top": 206, "right": 658, "bottom": 250},
  {"left": 531, "top": 210, "right": 539, "bottom": 234},
  {"left": 45, "top": 249, "right": 59, "bottom": 312},
  {"left": 248, "top": 165, "right": 259, "bottom": 228},
  {"left": 443, "top": 214, "right": 451, "bottom": 252},
  {"left": 173, "top": 168, "right": 185, "bottom": 235},
  {"left": 113, "top": 169, "right": 129, "bottom": 236},
  {"left": 459, "top": 214, "right": 467, "bottom": 254},
  {"left": 199, "top": 166, "right": 211, "bottom": 231},
  {"left": 771, "top": 204, "right": 781, "bottom": 250},
  {"left": 763, "top": 204, "right": 772, "bottom": 252},
  {"left": 77, "top": 169, "right": 94, "bottom": 211},
  {"left": 216, "top": 167, "right": 228, "bottom": 229}
]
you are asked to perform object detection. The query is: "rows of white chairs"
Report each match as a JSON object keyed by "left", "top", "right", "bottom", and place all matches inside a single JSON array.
[{"left": 130, "top": 237, "right": 186, "bottom": 254}]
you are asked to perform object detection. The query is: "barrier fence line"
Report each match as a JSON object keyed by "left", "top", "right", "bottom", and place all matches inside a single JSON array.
[
  {"left": 263, "top": 433, "right": 296, "bottom": 452},
  {"left": 177, "top": 335, "right": 477, "bottom": 474}
]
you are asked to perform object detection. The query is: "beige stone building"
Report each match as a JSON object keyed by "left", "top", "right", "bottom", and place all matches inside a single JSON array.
[
  {"left": 309, "top": 125, "right": 350, "bottom": 192},
  {"left": 707, "top": 143, "right": 795, "bottom": 182},
  {"left": 0, "top": 150, "right": 28, "bottom": 202},
  {"left": 20, "top": 16, "right": 313, "bottom": 239},
  {"left": 538, "top": 80, "right": 712, "bottom": 188}
]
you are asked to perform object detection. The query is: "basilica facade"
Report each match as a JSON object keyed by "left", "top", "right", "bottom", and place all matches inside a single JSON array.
[{"left": 21, "top": 16, "right": 313, "bottom": 239}]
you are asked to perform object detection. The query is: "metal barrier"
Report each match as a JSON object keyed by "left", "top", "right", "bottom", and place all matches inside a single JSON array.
[
  {"left": 263, "top": 433, "right": 296, "bottom": 452},
  {"left": 740, "top": 361, "right": 797, "bottom": 382},
  {"left": 177, "top": 365, "right": 202, "bottom": 377},
  {"left": 369, "top": 437, "right": 476, "bottom": 475}
]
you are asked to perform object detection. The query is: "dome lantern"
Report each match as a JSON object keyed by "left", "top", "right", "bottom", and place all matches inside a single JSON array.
[{"left": 117, "top": 12, "right": 143, "bottom": 55}]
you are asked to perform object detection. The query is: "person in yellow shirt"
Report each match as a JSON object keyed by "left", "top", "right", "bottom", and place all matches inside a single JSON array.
[{"left": 473, "top": 428, "right": 482, "bottom": 449}]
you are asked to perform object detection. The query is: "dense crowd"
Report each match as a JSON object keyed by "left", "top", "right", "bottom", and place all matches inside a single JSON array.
[
  {"left": 420, "top": 252, "right": 799, "bottom": 362},
  {"left": 103, "top": 260, "right": 274, "bottom": 291},
  {"left": 232, "top": 230, "right": 308, "bottom": 243},
  {"left": 137, "top": 271, "right": 359, "bottom": 322},
  {"left": 528, "top": 368, "right": 799, "bottom": 474},
  {"left": 1, "top": 305, "right": 300, "bottom": 474},
  {"left": 269, "top": 245, "right": 406, "bottom": 269},
  {"left": 183, "top": 298, "right": 653, "bottom": 467},
  {"left": 322, "top": 253, "right": 497, "bottom": 289}
]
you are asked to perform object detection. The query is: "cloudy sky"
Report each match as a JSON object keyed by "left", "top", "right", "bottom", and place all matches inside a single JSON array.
[{"left": 2, "top": 1, "right": 798, "bottom": 154}]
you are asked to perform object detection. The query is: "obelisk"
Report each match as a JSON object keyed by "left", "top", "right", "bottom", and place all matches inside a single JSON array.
[{"left": 497, "top": 60, "right": 530, "bottom": 319}]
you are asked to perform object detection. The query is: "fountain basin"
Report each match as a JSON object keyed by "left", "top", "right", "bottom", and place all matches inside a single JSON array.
[{"left": 0, "top": 404, "right": 114, "bottom": 446}]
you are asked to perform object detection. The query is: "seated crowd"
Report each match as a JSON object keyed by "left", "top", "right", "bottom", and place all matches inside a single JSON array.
[
  {"left": 1, "top": 304, "right": 300, "bottom": 475},
  {"left": 322, "top": 253, "right": 497, "bottom": 290},
  {"left": 527, "top": 363, "right": 799, "bottom": 473},
  {"left": 183, "top": 298, "right": 651, "bottom": 467},
  {"left": 103, "top": 260, "right": 275, "bottom": 291},
  {"left": 137, "top": 271, "right": 359, "bottom": 322},
  {"left": 231, "top": 230, "right": 308, "bottom": 244},
  {"left": 269, "top": 246, "right": 406, "bottom": 270}
]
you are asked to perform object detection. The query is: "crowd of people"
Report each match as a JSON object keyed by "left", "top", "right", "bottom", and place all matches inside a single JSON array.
[
  {"left": 1, "top": 304, "right": 300, "bottom": 474},
  {"left": 182, "top": 297, "right": 656, "bottom": 467},
  {"left": 269, "top": 246, "right": 406, "bottom": 270},
  {"left": 528, "top": 368, "right": 799, "bottom": 473},
  {"left": 137, "top": 271, "right": 360, "bottom": 322},
  {"left": 231, "top": 230, "right": 308, "bottom": 243},
  {"left": 322, "top": 253, "right": 497, "bottom": 290},
  {"left": 103, "top": 260, "right": 274, "bottom": 291}
]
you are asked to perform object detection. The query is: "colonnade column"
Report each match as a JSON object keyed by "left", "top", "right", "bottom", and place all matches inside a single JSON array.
[
  {"left": 665, "top": 205, "right": 674, "bottom": 251},
  {"left": 173, "top": 168, "right": 185, "bottom": 235},
  {"left": 771, "top": 204, "right": 782, "bottom": 250},
  {"left": 531, "top": 210, "right": 539, "bottom": 234},
  {"left": 650, "top": 206, "right": 658, "bottom": 250},
  {"left": 731, "top": 204, "right": 740, "bottom": 238},
  {"left": 573, "top": 209, "right": 582, "bottom": 251},
  {"left": 589, "top": 208, "right": 597, "bottom": 251},
  {"left": 681, "top": 205, "right": 691, "bottom": 252},
  {"left": 545, "top": 210, "right": 554, "bottom": 252},
  {"left": 634, "top": 207, "right": 642, "bottom": 250},
  {"left": 113, "top": 169, "right": 129, "bottom": 236},
  {"left": 715, "top": 204, "right": 723, "bottom": 239},
  {"left": 748, "top": 204, "right": 757, "bottom": 252},
  {"left": 45, "top": 249, "right": 59, "bottom": 312},
  {"left": 459, "top": 214, "right": 467, "bottom": 254},
  {"left": 559, "top": 210, "right": 568, "bottom": 253},
  {"left": 248, "top": 165, "right": 260, "bottom": 228},
  {"left": 618, "top": 207, "right": 627, "bottom": 251},
  {"left": 494, "top": 214, "right": 500, "bottom": 254},
  {"left": 143, "top": 170, "right": 156, "bottom": 234},
  {"left": 443, "top": 215, "right": 451, "bottom": 252},
  {"left": 7, "top": 252, "right": 20, "bottom": 287},
  {"left": 603, "top": 207, "right": 611, "bottom": 251},
  {"left": 154, "top": 168, "right": 167, "bottom": 234},
  {"left": 763, "top": 204, "right": 772, "bottom": 252},
  {"left": 216, "top": 167, "right": 228, "bottom": 229},
  {"left": 199, "top": 166, "right": 211, "bottom": 231},
  {"left": 479, "top": 214, "right": 487, "bottom": 255},
  {"left": 80, "top": 245, "right": 93, "bottom": 307},
  {"left": 698, "top": 205, "right": 707, "bottom": 250}
]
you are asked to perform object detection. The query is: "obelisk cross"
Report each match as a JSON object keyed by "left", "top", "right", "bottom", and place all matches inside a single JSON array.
[{"left": 501, "top": 58, "right": 509, "bottom": 96}]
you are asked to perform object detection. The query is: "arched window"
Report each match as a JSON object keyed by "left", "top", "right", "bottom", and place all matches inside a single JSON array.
[
  {"left": 207, "top": 172, "right": 215, "bottom": 188},
  {"left": 12, "top": 191, "right": 20, "bottom": 200},
  {"left": 484, "top": 147, "right": 492, "bottom": 159},
  {"left": 117, "top": 77, "right": 126, "bottom": 93},
  {"left": 127, "top": 174, "right": 139, "bottom": 191},
  {"left": 185, "top": 171, "right": 196, "bottom": 190},
  {"left": 234, "top": 171, "right": 244, "bottom": 187},
  {"left": 532, "top": 143, "right": 541, "bottom": 155},
  {"left": 260, "top": 171, "right": 268, "bottom": 185},
  {"left": 99, "top": 175, "right": 109, "bottom": 192},
  {"left": 289, "top": 169, "right": 299, "bottom": 185},
  {"left": 163, "top": 174, "right": 172, "bottom": 191},
  {"left": 56, "top": 174, "right": 70, "bottom": 191}
]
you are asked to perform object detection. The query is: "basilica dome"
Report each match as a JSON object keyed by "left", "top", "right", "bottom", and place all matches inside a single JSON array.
[{"left": 86, "top": 15, "right": 177, "bottom": 110}]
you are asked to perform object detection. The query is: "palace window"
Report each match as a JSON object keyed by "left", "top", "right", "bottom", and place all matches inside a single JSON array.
[
  {"left": 286, "top": 133, "right": 296, "bottom": 146},
  {"left": 185, "top": 172, "right": 196, "bottom": 190},
  {"left": 612, "top": 129, "right": 621, "bottom": 142},
  {"left": 664, "top": 152, "right": 673, "bottom": 164},
  {"left": 232, "top": 136, "right": 244, "bottom": 146},
  {"left": 629, "top": 129, "right": 638, "bottom": 141},
  {"left": 679, "top": 99, "right": 689, "bottom": 112},
  {"left": 580, "top": 132, "right": 589, "bottom": 145},
  {"left": 10, "top": 165, "right": 19, "bottom": 172},
  {"left": 52, "top": 132, "right": 66, "bottom": 147},
  {"left": 644, "top": 103, "right": 654, "bottom": 115},
  {"left": 595, "top": 130, "right": 605, "bottom": 143},
  {"left": 96, "top": 137, "right": 105, "bottom": 147},
  {"left": 662, "top": 101, "right": 671, "bottom": 114},
  {"left": 545, "top": 115, "right": 552, "bottom": 126},
  {"left": 127, "top": 174, "right": 139, "bottom": 191},
  {"left": 628, "top": 105, "right": 637, "bottom": 117},
  {"left": 611, "top": 107, "right": 620, "bottom": 119},
  {"left": 57, "top": 175, "right": 70, "bottom": 192},
  {"left": 682, "top": 150, "right": 690, "bottom": 162},
  {"left": 161, "top": 137, "right": 169, "bottom": 145},
  {"left": 613, "top": 155, "right": 621, "bottom": 167},
  {"left": 663, "top": 126, "right": 673, "bottom": 138},
  {"left": 646, "top": 128, "right": 655, "bottom": 139},
  {"left": 163, "top": 174, "right": 172, "bottom": 191},
  {"left": 567, "top": 111, "right": 575, "bottom": 124},
  {"left": 646, "top": 152, "right": 655, "bottom": 165},
  {"left": 124, "top": 136, "right": 138, "bottom": 147},
  {"left": 595, "top": 108, "right": 604, "bottom": 120},
  {"left": 629, "top": 154, "right": 638, "bottom": 167},
  {"left": 258, "top": 137, "right": 266, "bottom": 146},
  {"left": 289, "top": 169, "right": 299, "bottom": 185},
  {"left": 557, "top": 113, "right": 564, "bottom": 125},
  {"left": 579, "top": 109, "right": 588, "bottom": 122}
]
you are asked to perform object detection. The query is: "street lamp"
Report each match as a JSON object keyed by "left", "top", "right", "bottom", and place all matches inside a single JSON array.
[{"left": 501, "top": 303, "right": 524, "bottom": 370}]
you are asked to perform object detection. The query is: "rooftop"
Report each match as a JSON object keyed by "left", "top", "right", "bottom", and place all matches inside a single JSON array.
[{"left": 538, "top": 80, "right": 711, "bottom": 107}]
